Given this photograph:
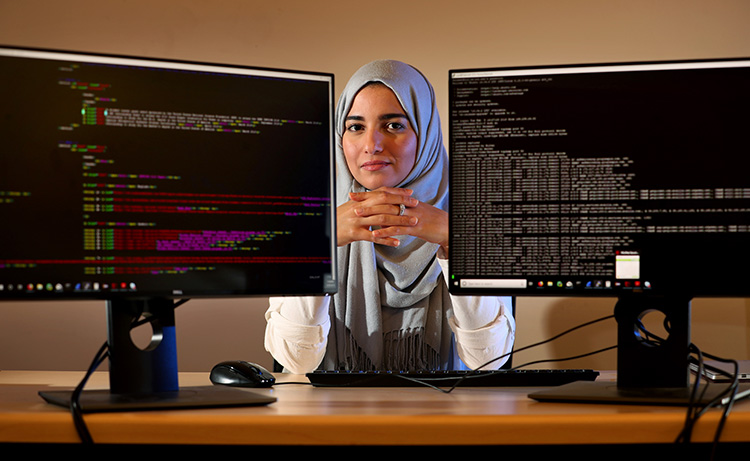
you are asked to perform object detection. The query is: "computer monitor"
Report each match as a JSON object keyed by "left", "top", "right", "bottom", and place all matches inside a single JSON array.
[
  {"left": 448, "top": 58, "right": 750, "bottom": 405},
  {"left": 0, "top": 46, "right": 336, "bottom": 410}
]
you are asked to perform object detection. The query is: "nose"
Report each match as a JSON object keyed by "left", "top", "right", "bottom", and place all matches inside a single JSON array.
[{"left": 364, "top": 129, "right": 384, "bottom": 155}]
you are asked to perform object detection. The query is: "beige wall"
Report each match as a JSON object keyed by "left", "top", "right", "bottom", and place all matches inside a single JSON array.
[{"left": 1, "top": 0, "right": 750, "bottom": 372}]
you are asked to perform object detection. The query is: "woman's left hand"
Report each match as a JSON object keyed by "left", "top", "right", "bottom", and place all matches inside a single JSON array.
[{"left": 368, "top": 194, "right": 449, "bottom": 257}]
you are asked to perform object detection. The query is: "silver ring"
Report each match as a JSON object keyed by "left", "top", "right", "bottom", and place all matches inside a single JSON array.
[{"left": 398, "top": 204, "right": 406, "bottom": 216}]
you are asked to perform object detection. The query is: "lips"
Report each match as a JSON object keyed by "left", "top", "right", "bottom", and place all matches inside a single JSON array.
[{"left": 361, "top": 160, "right": 391, "bottom": 171}]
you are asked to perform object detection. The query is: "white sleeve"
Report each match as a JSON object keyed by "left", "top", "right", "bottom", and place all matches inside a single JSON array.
[
  {"left": 438, "top": 259, "right": 516, "bottom": 370},
  {"left": 263, "top": 295, "right": 331, "bottom": 374}
]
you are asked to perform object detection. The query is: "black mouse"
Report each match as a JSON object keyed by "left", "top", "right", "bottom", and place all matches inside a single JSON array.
[{"left": 209, "top": 360, "right": 276, "bottom": 388}]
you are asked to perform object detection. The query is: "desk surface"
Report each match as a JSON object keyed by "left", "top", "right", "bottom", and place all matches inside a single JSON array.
[{"left": 1, "top": 370, "right": 749, "bottom": 446}]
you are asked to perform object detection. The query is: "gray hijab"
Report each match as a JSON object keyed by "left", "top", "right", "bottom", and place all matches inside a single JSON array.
[{"left": 323, "top": 60, "right": 453, "bottom": 370}]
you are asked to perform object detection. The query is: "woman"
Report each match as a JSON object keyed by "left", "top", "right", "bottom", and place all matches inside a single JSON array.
[{"left": 264, "top": 60, "right": 514, "bottom": 373}]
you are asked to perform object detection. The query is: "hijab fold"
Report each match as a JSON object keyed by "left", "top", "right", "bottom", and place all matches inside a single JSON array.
[{"left": 322, "top": 60, "right": 452, "bottom": 370}]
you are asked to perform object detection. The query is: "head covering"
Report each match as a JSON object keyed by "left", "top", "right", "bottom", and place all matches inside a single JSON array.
[{"left": 323, "top": 60, "right": 453, "bottom": 370}]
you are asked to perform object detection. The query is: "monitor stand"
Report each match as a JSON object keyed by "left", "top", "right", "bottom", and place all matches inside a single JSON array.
[
  {"left": 529, "top": 296, "right": 750, "bottom": 406},
  {"left": 39, "top": 298, "right": 275, "bottom": 412}
]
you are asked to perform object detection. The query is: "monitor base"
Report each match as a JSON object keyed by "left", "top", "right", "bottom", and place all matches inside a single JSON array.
[
  {"left": 39, "top": 385, "right": 276, "bottom": 413},
  {"left": 529, "top": 380, "right": 750, "bottom": 406}
]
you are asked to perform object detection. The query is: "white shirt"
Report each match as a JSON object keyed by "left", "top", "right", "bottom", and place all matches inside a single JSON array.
[{"left": 264, "top": 259, "right": 515, "bottom": 374}]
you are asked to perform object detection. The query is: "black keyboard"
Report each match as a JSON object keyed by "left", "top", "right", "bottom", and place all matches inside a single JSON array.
[{"left": 306, "top": 368, "right": 599, "bottom": 388}]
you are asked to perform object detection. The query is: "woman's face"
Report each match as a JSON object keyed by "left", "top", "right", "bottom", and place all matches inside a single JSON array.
[{"left": 342, "top": 84, "right": 417, "bottom": 190}]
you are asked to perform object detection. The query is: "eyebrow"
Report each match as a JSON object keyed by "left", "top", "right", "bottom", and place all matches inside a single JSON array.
[{"left": 345, "top": 113, "right": 409, "bottom": 122}]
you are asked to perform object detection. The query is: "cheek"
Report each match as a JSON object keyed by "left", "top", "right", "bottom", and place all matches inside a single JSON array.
[
  {"left": 342, "top": 136, "right": 359, "bottom": 172},
  {"left": 399, "top": 136, "right": 418, "bottom": 172}
]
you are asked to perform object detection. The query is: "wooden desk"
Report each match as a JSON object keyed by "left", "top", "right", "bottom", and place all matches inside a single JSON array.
[{"left": 1, "top": 370, "right": 749, "bottom": 447}]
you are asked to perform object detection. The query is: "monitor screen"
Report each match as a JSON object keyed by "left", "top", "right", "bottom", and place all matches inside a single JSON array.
[
  {"left": 448, "top": 58, "right": 750, "bottom": 299},
  {"left": 0, "top": 46, "right": 336, "bottom": 300}
]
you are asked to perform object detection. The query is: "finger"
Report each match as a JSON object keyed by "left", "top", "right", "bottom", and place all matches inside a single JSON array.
[
  {"left": 371, "top": 220, "right": 419, "bottom": 239},
  {"left": 371, "top": 186, "right": 414, "bottom": 196},
  {"left": 372, "top": 236, "right": 401, "bottom": 247},
  {"left": 362, "top": 214, "right": 418, "bottom": 229},
  {"left": 350, "top": 194, "right": 419, "bottom": 211},
  {"left": 348, "top": 188, "right": 415, "bottom": 203},
  {"left": 354, "top": 203, "right": 412, "bottom": 217}
]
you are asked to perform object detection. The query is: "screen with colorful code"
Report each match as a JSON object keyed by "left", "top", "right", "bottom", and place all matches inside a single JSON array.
[{"left": 0, "top": 47, "right": 336, "bottom": 300}]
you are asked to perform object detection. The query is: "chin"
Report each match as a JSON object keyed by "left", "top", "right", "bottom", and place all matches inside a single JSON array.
[{"left": 358, "top": 178, "right": 397, "bottom": 191}]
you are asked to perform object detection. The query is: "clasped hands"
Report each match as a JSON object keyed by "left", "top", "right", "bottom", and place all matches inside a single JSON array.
[{"left": 337, "top": 187, "right": 449, "bottom": 257}]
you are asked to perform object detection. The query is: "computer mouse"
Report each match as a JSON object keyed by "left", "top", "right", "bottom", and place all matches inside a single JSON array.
[{"left": 209, "top": 360, "right": 276, "bottom": 388}]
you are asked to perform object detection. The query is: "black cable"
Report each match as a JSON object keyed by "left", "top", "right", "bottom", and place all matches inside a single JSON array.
[
  {"left": 676, "top": 346, "right": 741, "bottom": 456},
  {"left": 634, "top": 317, "right": 668, "bottom": 346},
  {"left": 463, "top": 314, "right": 614, "bottom": 380},
  {"left": 68, "top": 298, "right": 191, "bottom": 443},
  {"left": 435, "top": 314, "right": 616, "bottom": 392},
  {"left": 478, "top": 313, "right": 616, "bottom": 370},
  {"left": 631, "top": 317, "right": 743, "bottom": 457},
  {"left": 69, "top": 341, "right": 109, "bottom": 444},
  {"left": 507, "top": 345, "right": 618, "bottom": 371},
  {"left": 707, "top": 361, "right": 739, "bottom": 460},
  {"left": 677, "top": 345, "right": 706, "bottom": 444}
]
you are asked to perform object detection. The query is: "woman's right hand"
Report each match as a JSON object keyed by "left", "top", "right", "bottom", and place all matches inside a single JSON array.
[{"left": 337, "top": 187, "right": 419, "bottom": 247}]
